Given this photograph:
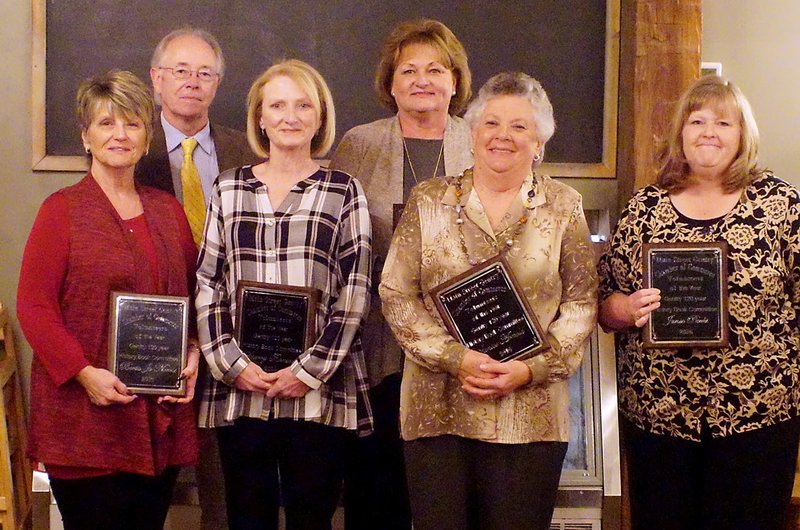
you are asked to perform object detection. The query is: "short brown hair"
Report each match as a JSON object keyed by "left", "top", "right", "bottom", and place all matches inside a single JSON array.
[
  {"left": 374, "top": 19, "right": 471, "bottom": 115},
  {"left": 657, "top": 75, "right": 761, "bottom": 193},
  {"left": 246, "top": 59, "right": 336, "bottom": 159},
  {"left": 76, "top": 70, "right": 155, "bottom": 147}
]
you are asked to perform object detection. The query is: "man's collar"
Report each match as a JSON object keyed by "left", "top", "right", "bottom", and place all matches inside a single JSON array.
[{"left": 160, "top": 113, "right": 213, "bottom": 154}]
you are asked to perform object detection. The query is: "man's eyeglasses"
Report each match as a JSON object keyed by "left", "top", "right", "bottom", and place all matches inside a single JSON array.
[{"left": 158, "top": 66, "right": 219, "bottom": 82}]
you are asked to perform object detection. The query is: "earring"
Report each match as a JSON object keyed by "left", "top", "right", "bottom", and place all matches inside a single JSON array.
[
  {"left": 85, "top": 147, "right": 91, "bottom": 155},
  {"left": 533, "top": 151, "right": 542, "bottom": 162},
  {"left": 452, "top": 90, "right": 457, "bottom": 96},
  {"left": 470, "top": 147, "right": 474, "bottom": 155},
  {"left": 391, "top": 92, "right": 395, "bottom": 97}
]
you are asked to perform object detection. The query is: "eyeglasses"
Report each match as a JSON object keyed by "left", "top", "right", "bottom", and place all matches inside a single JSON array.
[{"left": 158, "top": 66, "right": 219, "bottom": 82}]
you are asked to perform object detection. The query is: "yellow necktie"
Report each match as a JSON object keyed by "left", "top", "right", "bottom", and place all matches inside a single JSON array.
[{"left": 180, "top": 138, "right": 206, "bottom": 247}]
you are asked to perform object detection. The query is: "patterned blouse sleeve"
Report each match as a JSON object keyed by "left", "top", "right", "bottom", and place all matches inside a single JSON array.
[
  {"left": 195, "top": 175, "right": 249, "bottom": 385},
  {"left": 598, "top": 192, "right": 646, "bottom": 302},
  {"left": 525, "top": 198, "right": 599, "bottom": 385},
  {"left": 379, "top": 186, "right": 468, "bottom": 377},
  {"left": 781, "top": 184, "right": 800, "bottom": 312},
  {"left": 291, "top": 177, "right": 372, "bottom": 386}
]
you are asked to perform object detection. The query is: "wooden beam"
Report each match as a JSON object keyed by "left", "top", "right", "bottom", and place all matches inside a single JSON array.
[{"left": 617, "top": 0, "right": 701, "bottom": 214}]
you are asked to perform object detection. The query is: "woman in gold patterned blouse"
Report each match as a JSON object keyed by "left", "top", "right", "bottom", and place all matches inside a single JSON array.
[
  {"left": 598, "top": 76, "right": 800, "bottom": 530},
  {"left": 379, "top": 71, "right": 598, "bottom": 530}
]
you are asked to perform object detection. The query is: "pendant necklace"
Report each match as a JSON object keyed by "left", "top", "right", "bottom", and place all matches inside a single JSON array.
[
  {"left": 454, "top": 168, "right": 537, "bottom": 265},
  {"left": 402, "top": 136, "right": 444, "bottom": 184}
]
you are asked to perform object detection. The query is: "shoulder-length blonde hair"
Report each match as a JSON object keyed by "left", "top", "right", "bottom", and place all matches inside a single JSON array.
[
  {"left": 374, "top": 18, "right": 471, "bottom": 115},
  {"left": 246, "top": 59, "right": 336, "bottom": 159},
  {"left": 657, "top": 75, "right": 761, "bottom": 193}
]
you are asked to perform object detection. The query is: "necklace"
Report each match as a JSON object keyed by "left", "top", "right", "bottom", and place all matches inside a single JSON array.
[
  {"left": 454, "top": 168, "right": 537, "bottom": 265},
  {"left": 402, "top": 136, "right": 444, "bottom": 184}
]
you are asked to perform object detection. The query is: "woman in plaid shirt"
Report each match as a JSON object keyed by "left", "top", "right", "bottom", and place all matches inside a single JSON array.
[{"left": 195, "top": 59, "right": 372, "bottom": 530}]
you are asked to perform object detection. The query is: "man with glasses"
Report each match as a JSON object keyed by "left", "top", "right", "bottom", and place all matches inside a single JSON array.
[
  {"left": 136, "top": 26, "right": 256, "bottom": 211},
  {"left": 135, "top": 27, "right": 257, "bottom": 530}
]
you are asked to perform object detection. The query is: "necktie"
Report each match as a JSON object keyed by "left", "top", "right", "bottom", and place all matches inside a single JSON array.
[{"left": 181, "top": 138, "right": 206, "bottom": 247}]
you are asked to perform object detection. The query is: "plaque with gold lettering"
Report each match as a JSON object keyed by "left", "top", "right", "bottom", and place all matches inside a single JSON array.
[
  {"left": 643, "top": 242, "right": 729, "bottom": 348},
  {"left": 235, "top": 281, "right": 320, "bottom": 372},
  {"left": 430, "top": 255, "right": 548, "bottom": 362},
  {"left": 108, "top": 292, "right": 189, "bottom": 396}
]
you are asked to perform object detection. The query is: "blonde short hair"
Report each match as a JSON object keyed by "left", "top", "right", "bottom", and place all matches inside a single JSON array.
[
  {"left": 76, "top": 70, "right": 155, "bottom": 147},
  {"left": 657, "top": 75, "right": 761, "bottom": 193},
  {"left": 374, "top": 19, "right": 471, "bottom": 115},
  {"left": 246, "top": 59, "right": 336, "bottom": 159}
]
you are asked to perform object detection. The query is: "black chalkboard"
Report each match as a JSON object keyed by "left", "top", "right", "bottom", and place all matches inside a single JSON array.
[
  {"left": 108, "top": 292, "right": 189, "bottom": 396},
  {"left": 41, "top": 0, "right": 610, "bottom": 167},
  {"left": 642, "top": 242, "right": 730, "bottom": 348},
  {"left": 431, "top": 256, "right": 548, "bottom": 361}
]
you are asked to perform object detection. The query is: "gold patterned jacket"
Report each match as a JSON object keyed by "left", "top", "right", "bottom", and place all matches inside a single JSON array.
[{"left": 379, "top": 170, "right": 598, "bottom": 443}]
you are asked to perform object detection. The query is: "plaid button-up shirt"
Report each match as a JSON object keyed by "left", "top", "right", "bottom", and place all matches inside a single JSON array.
[{"left": 196, "top": 165, "right": 373, "bottom": 434}]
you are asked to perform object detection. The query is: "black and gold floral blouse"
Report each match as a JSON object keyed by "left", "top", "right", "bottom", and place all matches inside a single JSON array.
[{"left": 598, "top": 173, "right": 800, "bottom": 441}]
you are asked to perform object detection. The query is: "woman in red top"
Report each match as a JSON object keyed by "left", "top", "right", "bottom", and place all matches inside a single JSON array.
[{"left": 17, "top": 70, "right": 199, "bottom": 530}]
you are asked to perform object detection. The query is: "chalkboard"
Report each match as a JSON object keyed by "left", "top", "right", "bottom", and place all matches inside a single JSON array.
[{"left": 32, "top": 0, "right": 618, "bottom": 176}]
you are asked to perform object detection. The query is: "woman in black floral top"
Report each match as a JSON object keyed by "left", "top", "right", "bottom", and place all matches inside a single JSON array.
[{"left": 599, "top": 76, "right": 800, "bottom": 530}]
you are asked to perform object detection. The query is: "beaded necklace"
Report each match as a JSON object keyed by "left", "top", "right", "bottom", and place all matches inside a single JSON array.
[{"left": 454, "top": 168, "right": 537, "bottom": 265}]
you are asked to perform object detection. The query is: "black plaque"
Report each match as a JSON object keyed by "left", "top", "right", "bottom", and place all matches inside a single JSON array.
[
  {"left": 235, "top": 281, "right": 320, "bottom": 372},
  {"left": 430, "top": 256, "right": 549, "bottom": 362},
  {"left": 108, "top": 292, "right": 189, "bottom": 396},
  {"left": 643, "top": 242, "right": 729, "bottom": 348}
]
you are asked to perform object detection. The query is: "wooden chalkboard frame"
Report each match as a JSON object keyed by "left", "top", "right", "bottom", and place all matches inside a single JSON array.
[{"left": 31, "top": 0, "right": 619, "bottom": 177}]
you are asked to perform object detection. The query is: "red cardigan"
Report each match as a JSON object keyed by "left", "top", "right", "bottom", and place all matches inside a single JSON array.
[{"left": 17, "top": 175, "right": 198, "bottom": 476}]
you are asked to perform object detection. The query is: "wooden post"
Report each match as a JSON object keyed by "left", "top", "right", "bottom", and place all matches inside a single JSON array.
[{"left": 617, "top": 0, "right": 702, "bottom": 213}]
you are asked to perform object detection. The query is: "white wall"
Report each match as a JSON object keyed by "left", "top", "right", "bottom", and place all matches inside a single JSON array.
[{"left": 703, "top": 1, "right": 800, "bottom": 186}]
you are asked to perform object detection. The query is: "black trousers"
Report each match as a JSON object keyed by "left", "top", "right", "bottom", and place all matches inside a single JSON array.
[
  {"left": 49, "top": 467, "right": 179, "bottom": 530},
  {"left": 622, "top": 416, "right": 800, "bottom": 530},
  {"left": 344, "top": 373, "right": 411, "bottom": 530},
  {"left": 217, "top": 417, "right": 349, "bottom": 530},
  {"left": 404, "top": 434, "right": 568, "bottom": 530}
]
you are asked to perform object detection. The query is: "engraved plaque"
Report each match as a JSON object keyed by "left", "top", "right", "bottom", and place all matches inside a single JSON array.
[
  {"left": 108, "top": 292, "right": 189, "bottom": 396},
  {"left": 430, "top": 255, "right": 549, "bottom": 362},
  {"left": 643, "top": 242, "right": 729, "bottom": 348},
  {"left": 235, "top": 281, "right": 320, "bottom": 372}
]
